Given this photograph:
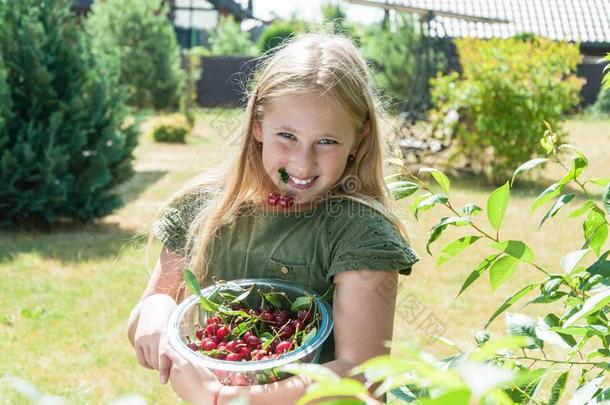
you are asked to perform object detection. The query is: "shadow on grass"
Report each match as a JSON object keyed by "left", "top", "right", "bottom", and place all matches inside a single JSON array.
[
  {"left": 0, "top": 221, "right": 147, "bottom": 264},
  {"left": 116, "top": 169, "right": 167, "bottom": 206}
]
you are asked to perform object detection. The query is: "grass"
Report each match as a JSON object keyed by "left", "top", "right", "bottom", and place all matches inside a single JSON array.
[{"left": 0, "top": 112, "right": 608, "bottom": 403}]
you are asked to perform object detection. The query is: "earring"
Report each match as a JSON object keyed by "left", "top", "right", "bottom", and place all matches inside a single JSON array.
[
  {"left": 257, "top": 142, "right": 263, "bottom": 148},
  {"left": 348, "top": 154, "right": 355, "bottom": 163}
]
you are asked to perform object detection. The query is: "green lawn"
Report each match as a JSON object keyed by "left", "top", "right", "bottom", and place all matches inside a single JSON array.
[{"left": 0, "top": 112, "right": 608, "bottom": 404}]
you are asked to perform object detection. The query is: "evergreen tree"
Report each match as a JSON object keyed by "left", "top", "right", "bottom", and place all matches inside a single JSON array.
[
  {"left": 0, "top": 0, "right": 138, "bottom": 227},
  {"left": 87, "top": 0, "right": 184, "bottom": 110}
]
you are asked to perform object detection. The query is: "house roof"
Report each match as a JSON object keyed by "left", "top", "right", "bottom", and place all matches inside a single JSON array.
[{"left": 353, "top": 0, "right": 610, "bottom": 46}]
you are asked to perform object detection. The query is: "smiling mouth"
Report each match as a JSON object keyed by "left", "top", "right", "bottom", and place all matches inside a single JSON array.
[{"left": 287, "top": 175, "right": 319, "bottom": 189}]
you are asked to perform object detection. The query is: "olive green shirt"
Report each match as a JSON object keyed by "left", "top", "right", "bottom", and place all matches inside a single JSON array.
[{"left": 153, "top": 192, "right": 419, "bottom": 364}]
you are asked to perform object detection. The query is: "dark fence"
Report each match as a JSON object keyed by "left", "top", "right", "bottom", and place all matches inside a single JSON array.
[{"left": 194, "top": 56, "right": 608, "bottom": 109}]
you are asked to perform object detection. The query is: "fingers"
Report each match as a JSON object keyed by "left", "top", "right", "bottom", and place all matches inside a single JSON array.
[
  {"left": 149, "top": 342, "right": 160, "bottom": 370},
  {"left": 159, "top": 351, "right": 172, "bottom": 385},
  {"left": 136, "top": 345, "right": 153, "bottom": 370}
]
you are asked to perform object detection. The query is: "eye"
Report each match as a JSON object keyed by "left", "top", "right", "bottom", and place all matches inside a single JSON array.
[
  {"left": 278, "top": 132, "right": 296, "bottom": 140},
  {"left": 318, "top": 138, "right": 338, "bottom": 145}
]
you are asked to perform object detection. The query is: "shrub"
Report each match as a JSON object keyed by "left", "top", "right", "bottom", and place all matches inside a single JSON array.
[
  {"left": 206, "top": 15, "right": 257, "bottom": 56},
  {"left": 430, "top": 36, "right": 583, "bottom": 183},
  {"left": 0, "top": 0, "right": 138, "bottom": 226},
  {"left": 591, "top": 86, "right": 610, "bottom": 116},
  {"left": 257, "top": 20, "right": 305, "bottom": 54},
  {"left": 86, "top": 0, "right": 184, "bottom": 110},
  {"left": 152, "top": 123, "right": 188, "bottom": 143}
]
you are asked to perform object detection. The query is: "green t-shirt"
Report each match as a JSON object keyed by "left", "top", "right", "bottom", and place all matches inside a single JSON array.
[{"left": 153, "top": 192, "right": 419, "bottom": 364}]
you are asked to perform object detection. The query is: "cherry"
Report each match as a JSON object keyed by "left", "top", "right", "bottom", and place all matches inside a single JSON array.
[
  {"left": 207, "top": 316, "right": 221, "bottom": 325},
  {"left": 291, "top": 319, "right": 304, "bottom": 332},
  {"left": 260, "top": 311, "right": 275, "bottom": 324},
  {"left": 187, "top": 342, "right": 199, "bottom": 351},
  {"left": 232, "top": 374, "right": 250, "bottom": 386},
  {"left": 279, "top": 324, "right": 295, "bottom": 340},
  {"left": 274, "top": 310, "right": 290, "bottom": 326},
  {"left": 245, "top": 335, "right": 259, "bottom": 347},
  {"left": 217, "top": 342, "right": 227, "bottom": 351},
  {"left": 195, "top": 328, "right": 205, "bottom": 340},
  {"left": 239, "top": 346, "right": 251, "bottom": 359},
  {"left": 226, "top": 353, "right": 242, "bottom": 361},
  {"left": 277, "top": 196, "right": 294, "bottom": 208},
  {"left": 203, "top": 340, "right": 218, "bottom": 351},
  {"left": 275, "top": 341, "right": 292, "bottom": 354},
  {"left": 267, "top": 192, "right": 280, "bottom": 206},
  {"left": 297, "top": 309, "right": 313, "bottom": 323},
  {"left": 205, "top": 323, "right": 219, "bottom": 337},
  {"left": 216, "top": 325, "right": 230, "bottom": 339},
  {"left": 226, "top": 340, "right": 238, "bottom": 353}
]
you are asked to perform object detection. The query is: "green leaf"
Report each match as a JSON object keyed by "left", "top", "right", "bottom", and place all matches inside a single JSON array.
[
  {"left": 296, "top": 379, "right": 369, "bottom": 405},
  {"left": 388, "top": 180, "right": 419, "bottom": 200},
  {"left": 586, "top": 250, "right": 610, "bottom": 277},
  {"left": 490, "top": 256, "right": 520, "bottom": 290},
  {"left": 487, "top": 182, "right": 510, "bottom": 231},
  {"left": 539, "top": 194, "right": 575, "bottom": 228},
  {"left": 568, "top": 200, "right": 596, "bottom": 218},
  {"left": 349, "top": 355, "right": 414, "bottom": 384},
  {"left": 603, "top": 182, "right": 610, "bottom": 214},
  {"left": 409, "top": 192, "right": 432, "bottom": 216},
  {"left": 560, "top": 249, "right": 591, "bottom": 273},
  {"left": 418, "top": 389, "right": 471, "bottom": 405},
  {"left": 457, "top": 254, "right": 498, "bottom": 297},
  {"left": 460, "top": 203, "right": 482, "bottom": 216},
  {"left": 278, "top": 168, "right": 289, "bottom": 184},
  {"left": 558, "top": 155, "right": 588, "bottom": 186},
  {"left": 263, "top": 292, "right": 283, "bottom": 309},
  {"left": 199, "top": 295, "right": 220, "bottom": 313},
  {"left": 183, "top": 268, "right": 201, "bottom": 297},
  {"left": 414, "top": 193, "right": 448, "bottom": 219},
  {"left": 426, "top": 216, "right": 472, "bottom": 254},
  {"left": 532, "top": 183, "right": 563, "bottom": 212},
  {"left": 583, "top": 208, "right": 609, "bottom": 255},
  {"left": 490, "top": 240, "right": 534, "bottom": 262},
  {"left": 419, "top": 168, "right": 451, "bottom": 194},
  {"left": 230, "top": 285, "right": 253, "bottom": 304},
  {"left": 590, "top": 177, "right": 610, "bottom": 187},
  {"left": 290, "top": 296, "right": 313, "bottom": 312},
  {"left": 485, "top": 284, "right": 538, "bottom": 327},
  {"left": 511, "top": 158, "right": 548, "bottom": 186},
  {"left": 506, "top": 313, "right": 543, "bottom": 349},
  {"left": 437, "top": 236, "right": 481, "bottom": 267},
  {"left": 564, "top": 288, "right": 610, "bottom": 327}
]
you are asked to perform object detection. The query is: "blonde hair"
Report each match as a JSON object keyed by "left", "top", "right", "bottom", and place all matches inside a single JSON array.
[{"left": 151, "top": 32, "right": 410, "bottom": 300}]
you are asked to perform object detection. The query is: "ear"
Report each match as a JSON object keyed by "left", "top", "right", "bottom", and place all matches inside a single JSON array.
[
  {"left": 252, "top": 120, "right": 262, "bottom": 142},
  {"left": 350, "top": 120, "right": 370, "bottom": 154}
]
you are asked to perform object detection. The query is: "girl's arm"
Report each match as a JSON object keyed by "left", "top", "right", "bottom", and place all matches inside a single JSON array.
[{"left": 168, "top": 269, "right": 397, "bottom": 404}]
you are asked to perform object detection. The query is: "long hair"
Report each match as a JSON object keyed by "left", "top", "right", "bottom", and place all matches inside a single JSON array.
[{"left": 150, "top": 32, "right": 411, "bottom": 301}]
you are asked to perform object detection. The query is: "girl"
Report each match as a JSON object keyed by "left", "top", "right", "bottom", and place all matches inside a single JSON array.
[{"left": 127, "top": 32, "right": 419, "bottom": 404}]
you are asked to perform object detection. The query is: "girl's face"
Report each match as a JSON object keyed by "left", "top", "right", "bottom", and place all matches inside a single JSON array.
[{"left": 253, "top": 93, "right": 366, "bottom": 208}]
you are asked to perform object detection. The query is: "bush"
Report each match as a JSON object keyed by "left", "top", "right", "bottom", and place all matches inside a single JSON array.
[
  {"left": 206, "top": 15, "right": 257, "bottom": 56},
  {"left": 430, "top": 36, "right": 583, "bottom": 183},
  {"left": 152, "top": 123, "right": 189, "bottom": 143},
  {"left": 86, "top": 0, "right": 184, "bottom": 110},
  {"left": 591, "top": 86, "right": 610, "bottom": 116},
  {"left": 360, "top": 14, "right": 447, "bottom": 113},
  {"left": 0, "top": 0, "right": 138, "bottom": 226},
  {"left": 257, "top": 20, "right": 305, "bottom": 54}
]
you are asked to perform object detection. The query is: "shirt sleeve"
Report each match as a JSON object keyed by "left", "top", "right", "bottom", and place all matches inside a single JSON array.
[
  {"left": 325, "top": 201, "right": 419, "bottom": 282},
  {"left": 152, "top": 191, "right": 209, "bottom": 254}
]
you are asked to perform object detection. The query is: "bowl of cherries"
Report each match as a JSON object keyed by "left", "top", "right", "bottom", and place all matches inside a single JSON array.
[{"left": 166, "top": 271, "right": 334, "bottom": 386}]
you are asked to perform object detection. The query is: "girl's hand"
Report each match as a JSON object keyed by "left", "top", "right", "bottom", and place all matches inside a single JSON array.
[
  {"left": 133, "top": 293, "right": 177, "bottom": 373},
  {"left": 164, "top": 344, "right": 224, "bottom": 405}
]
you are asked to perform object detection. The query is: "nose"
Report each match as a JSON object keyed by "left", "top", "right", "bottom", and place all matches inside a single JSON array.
[{"left": 290, "top": 144, "right": 317, "bottom": 176}]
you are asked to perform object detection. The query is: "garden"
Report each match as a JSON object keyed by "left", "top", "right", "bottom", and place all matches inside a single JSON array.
[{"left": 1, "top": 0, "right": 609, "bottom": 404}]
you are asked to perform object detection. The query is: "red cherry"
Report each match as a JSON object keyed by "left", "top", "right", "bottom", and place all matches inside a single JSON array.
[
  {"left": 275, "top": 341, "right": 292, "bottom": 354},
  {"left": 216, "top": 325, "right": 230, "bottom": 339},
  {"left": 260, "top": 311, "right": 275, "bottom": 324},
  {"left": 267, "top": 192, "right": 280, "bottom": 206},
  {"left": 232, "top": 374, "right": 250, "bottom": 386},
  {"left": 203, "top": 340, "right": 218, "bottom": 351},
  {"left": 205, "top": 323, "right": 219, "bottom": 337},
  {"left": 226, "top": 353, "right": 242, "bottom": 361},
  {"left": 297, "top": 309, "right": 313, "bottom": 323},
  {"left": 279, "top": 324, "right": 295, "bottom": 340},
  {"left": 207, "top": 316, "right": 221, "bottom": 325},
  {"left": 239, "top": 346, "right": 251, "bottom": 359},
  {"left": 187, "top": 342, "right": 199, "bottom": 351},
  {"left": 245, "top": 335, "right": 259, "bottom": 347},
  {"left": 291, "top": 319, "right": 303, "bottom": 332},
  {"left": 226, "top": 340, "right": 238, "bottom": 353},
  {"left": 195, "top": 328, "right": 205, "bottom": 340},
  {"left": 217, "top": 342, "right": 227, "bottom": 351}
]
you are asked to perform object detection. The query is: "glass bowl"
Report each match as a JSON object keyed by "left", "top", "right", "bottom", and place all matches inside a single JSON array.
[{"left": 167, "top": 278, "right": 333, "bottom": 386}]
